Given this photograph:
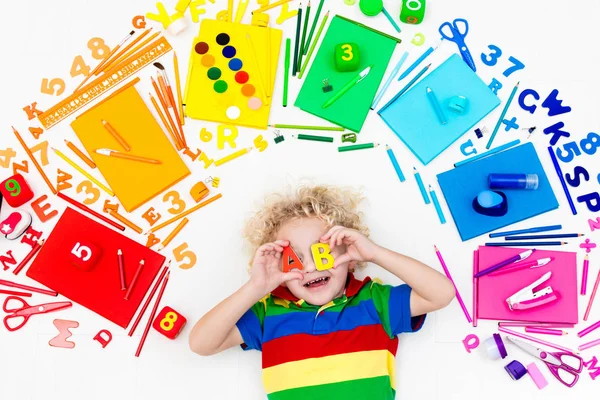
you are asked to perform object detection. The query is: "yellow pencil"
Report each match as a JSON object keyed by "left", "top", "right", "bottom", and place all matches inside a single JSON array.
[
  {"left": 173, "top": 53, "right": 185, "bottom": 126},
  {"left": 149, "top": 194, "right": 222, "bottom": 233},
  {"left": 255, "top": 0, "right": 292, "bottom": 13},
  {"left": 228, "top": 0, "right": 234, "bottom": 22},
  {"left": 157, "top": 217, "right": 189, "bottom": 250},
  {"left": 95, "top": 149, "right": 162, "bottom": 165},
  {"left": 215, "top": 147, "right": 253, "bottom": 166},
  {"left": 245, "top": 34, "right": 268, "bottom": 103},
  {"left": 51, "top": 147, "right": 115, "bottom": 196},
  {"left": 234, "top": 0, "right": 249, "bottom": 23}
]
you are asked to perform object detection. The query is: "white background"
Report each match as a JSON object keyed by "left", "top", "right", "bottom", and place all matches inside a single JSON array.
[{"left": 1, "top": 0, "right": 599, "bottom": 399}]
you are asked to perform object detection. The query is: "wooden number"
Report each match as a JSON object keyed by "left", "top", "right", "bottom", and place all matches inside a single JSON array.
[
  {"left": 0, "top": 148, "right": 17, "bottom": 168},
  {"left": 481, "top": 44, "right": 502, "bottom": 67},
  {"left": 502, "top": 56, "right": 525, "bottom": 77},
  {"left": 76, "top": 181, "right": 100, "bottom": 205},
  {"left": 160, "top": 312, "right": 178, "bottom": 331},
  {"left": 341, "top": 44, "right": 353, "bottom": 61},
  {"left": 87, "top": 37, "right": 110, "bottom": 60},
  {"left": 71, "top": 242, "right": 92, "bottom": 261},
  {"left": 4, "top": 179, "right": 21, "bottom": 197},
  {"left": 41, "top": 78, "right": 66, "bottom": 96},
  {"left": 30, "top": 141, "right": 49, "bottom": 166},
  {"left": 173, "top": 243, "right": 197, "bottom": 270},
  {"left": 70, "top": 55, "right": 91, "bottom": 78},
  {"left": 163, "top": 190, "right": 186, "bottom": 215}
]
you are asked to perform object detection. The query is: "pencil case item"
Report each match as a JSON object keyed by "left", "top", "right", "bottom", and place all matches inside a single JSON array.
[
  {"left": 488, "top": 174, "right": 539, "bottom": 190},
  {"left": 473, "top": 190, "right": 508, "bottom": 217},
  {"left": 505, "top": 360, "right": 527, "bottom": 380},
  {"left": 447, "top": 95, "right": 469, "bottom": 114},
  {"left": 484, "top": 333, "right": 508, "bottom": 360}
]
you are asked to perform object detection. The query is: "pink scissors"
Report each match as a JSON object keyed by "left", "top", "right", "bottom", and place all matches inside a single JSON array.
[{"left": 3, "top": 296, "right": 72, "bottom": 332}]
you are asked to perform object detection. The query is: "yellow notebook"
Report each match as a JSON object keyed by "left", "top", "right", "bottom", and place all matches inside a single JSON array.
[
  {"left": 184, "top": 19, "right": 282, "bottom": 129},
  {"left": 70, "top": 80, "right": 190, "bottom": 212}
]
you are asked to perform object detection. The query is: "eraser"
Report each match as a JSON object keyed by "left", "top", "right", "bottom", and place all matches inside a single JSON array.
[{"left": 527, "top": 363, "right": 548, "bottom": 389}]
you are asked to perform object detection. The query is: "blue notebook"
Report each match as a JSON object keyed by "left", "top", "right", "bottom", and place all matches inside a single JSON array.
[
  {"left": 437, "top": 143, "right": 559, "bottom": 241},
  {"left": 379, "top": 54, "right": 500, "bottom": 165}
]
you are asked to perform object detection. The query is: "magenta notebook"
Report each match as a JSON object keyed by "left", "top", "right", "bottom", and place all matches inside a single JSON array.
[{"left": 475, "top": 246, "right": 578, "bottom": 324}]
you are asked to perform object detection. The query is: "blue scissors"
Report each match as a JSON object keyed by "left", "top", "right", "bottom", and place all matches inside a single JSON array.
[{"left": 438, "top": 18, "right": 476, "bottom": 71}]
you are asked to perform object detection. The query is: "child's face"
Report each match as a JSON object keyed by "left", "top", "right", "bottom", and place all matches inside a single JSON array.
[{"left": 276, "top": 218, "right": 352, "bottom": 306}]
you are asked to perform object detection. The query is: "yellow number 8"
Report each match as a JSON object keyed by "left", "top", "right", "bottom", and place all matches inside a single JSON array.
[
  {"left": 341, "top": 44, "right": 353, "bottom": 61},
  {"left": 160, "top": 312, "right": 178, "bottom": 331}
]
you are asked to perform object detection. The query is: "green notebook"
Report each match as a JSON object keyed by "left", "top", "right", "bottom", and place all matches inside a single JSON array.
[{"left": 295, "top": 16, "right": 398, "bottom": 132}]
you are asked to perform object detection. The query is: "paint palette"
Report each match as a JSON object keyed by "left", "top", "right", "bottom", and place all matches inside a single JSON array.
[{"left": 184, "top": 20, "right": 282, "bottom": 129}]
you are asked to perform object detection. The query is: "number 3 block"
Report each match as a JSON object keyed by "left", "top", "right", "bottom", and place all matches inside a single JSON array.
[
  {"left": 1, "top": 174, "right": 34, "bottom": 207},
  {"left": 153, "top": 306, "right": 187, "bottom": 339},
  {"left": 334, "top": 43, "right": 360, "bottom": 72}
]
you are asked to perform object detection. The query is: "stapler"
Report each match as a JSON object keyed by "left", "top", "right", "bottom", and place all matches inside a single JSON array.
[{"left": 506, "top": 271, "right": 557, "bottom": 311}]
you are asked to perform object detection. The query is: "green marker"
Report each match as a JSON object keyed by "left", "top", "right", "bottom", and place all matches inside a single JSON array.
[
  {"left": 296, "top": 134, "right": 334, "bottom": 143},
  {"left": 322, "top": 65, "right": 372, "bottom": 109},
  {"left": 283, "top": 38, "right": 291, "bottom": 107},
  {"left": 338, "top": 143, "right": 379, "bottom": 152}
]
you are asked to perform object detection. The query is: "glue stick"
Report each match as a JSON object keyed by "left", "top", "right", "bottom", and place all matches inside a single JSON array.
[{"left": 488, "top": 173, "right": 539, "bottom": 190}]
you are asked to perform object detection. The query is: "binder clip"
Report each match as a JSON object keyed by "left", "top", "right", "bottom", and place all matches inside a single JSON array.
[
  {"left": 474, "top": 126, "right": 488, "bottom": 139},
  {"left": 341, "top": 133, "right": 357, "bottom": 143},
  {"left": 322, "top": 79, "right": 333, "bottom": 93},
  {"left": 274, "top": 130, "right": 285, "bottom": 144},
  {"left": 523, "top": 126, "right": 537, "bottom": 139},
  {"left": 205, "top": 176, "right": 220, "bottom": 188},
  {"left": 506, "top": 271, "right": 557, "bottom": 311}
]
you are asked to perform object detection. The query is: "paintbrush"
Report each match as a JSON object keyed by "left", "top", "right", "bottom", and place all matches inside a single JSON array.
[{"left": 153, "top": 62, "right": 186, "bottom": 147}]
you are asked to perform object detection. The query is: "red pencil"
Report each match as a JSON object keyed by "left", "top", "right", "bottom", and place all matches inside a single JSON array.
[
  {"left": 118, "top": 249, "right": 126, "bottom": 291},
  {"left": 0, "top": 289, "right": 32, "bottom": 297},
  {"left": 128, "top": 263, "right": 169, "bottom": 336},
  {"left": 0, "top": 279, "right": 57, "bottom": 297},
  {"left": 135, "top": 270, "right": 170, "bottom": 357},
  {"left": 13, "top": 239, "right": 44, "bottom": 275},
  {"left": 57, "top": 192, "right": 125, "bottom": 231},
  {"left": 124, "top": 259, "right": 145, "bottom": 300}
]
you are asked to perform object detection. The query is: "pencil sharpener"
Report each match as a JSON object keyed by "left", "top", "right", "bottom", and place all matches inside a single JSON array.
[
  {"left": 473, "top": 190, "right": 508, "bottom": 217},
  {"left": 68, "top": 240, "right": 102, "bottom": 271},
  {"left": 448, "top": 95, "right": 469, "bottom": 114},
  {"left": 189, "top": 181, "right": 209, "bottom": 203}
]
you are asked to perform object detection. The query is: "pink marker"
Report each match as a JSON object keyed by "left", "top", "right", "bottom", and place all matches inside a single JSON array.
[
  {"left": 489, "top": 257, "right": 553, "bottom": 276},
  {"left": 524, "top": 327, "right": 567, "bottom": 336},
  {"left": 578, "top": 319, "right": 600, "bottom": 338},
  {"left": 582, "top": 254, "right": 589, "bottom": 295},
  {"left": 498, "top": 327, "right": 578, "bottom": 355},
  {"left": 435, "top": 245, "right": 472, "bottom": 323}
]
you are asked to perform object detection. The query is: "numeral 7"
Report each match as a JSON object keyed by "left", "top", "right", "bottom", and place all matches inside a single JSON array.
[{"left": 503, "top": 56, "right": 525, "bottom": 77}]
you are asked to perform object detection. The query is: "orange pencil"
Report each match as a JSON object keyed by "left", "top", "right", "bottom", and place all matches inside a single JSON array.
[
  {"left": 135, "top": 270, "right": 170, "bottom": 357},
  {"left": 157, "top": 218, "right": 189, "bottom": 250},
  {"left": 105, "top": 31, "right": 160, "bottom": 74},
  {"left": 173, "top": 52, "right": 185, "bottom": 125},
  {"left": 151, "top": 77, "right": 183, "bottom": 148},
  {"left": 101, "top": 120, "right": 131, "bottom": 151},
  {"left": 150, "top": 93, "right": 181, "bottom": 150},
  {"left": 148, "top": 194, "right": 222, "bottom": 233},
  {"left": 95, "top": 149, "right": 161, "bottom": 164},
  {"left": 12, "top": 126, "right": 56, "bottom": 194},
  {"left": 64, "top": 139, "right": 96, "bottom": 169},
  {"left": 12, "top": 239, "right": 44, "bottom": 275},
  {"left": 108, "top": 210, "right": 143, "bottom": 234},
  {"left": 100, "top": 29, "right": 153, "bottom": 73},
  {"left": 155, "top": 63, "right": 186, "bottom": 147}
]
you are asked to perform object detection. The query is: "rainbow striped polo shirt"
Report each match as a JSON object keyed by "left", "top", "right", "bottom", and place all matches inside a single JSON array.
[{"left": 236, "top": 274, "right": 426, "bottom": 400}]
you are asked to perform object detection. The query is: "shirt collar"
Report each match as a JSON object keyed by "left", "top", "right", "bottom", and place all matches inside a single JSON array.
[{"left": 270, "top": 273, "right": 371, "bottom": 302}]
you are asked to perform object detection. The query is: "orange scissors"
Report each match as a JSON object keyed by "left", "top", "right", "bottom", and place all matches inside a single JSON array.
[{"left": 3, "top": 296, "right": 72, "bottom": 332}]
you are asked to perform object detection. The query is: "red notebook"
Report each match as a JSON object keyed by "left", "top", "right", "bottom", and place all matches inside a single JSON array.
[{"left": 27, "top": 208, "right": 165, "bottom": 328}]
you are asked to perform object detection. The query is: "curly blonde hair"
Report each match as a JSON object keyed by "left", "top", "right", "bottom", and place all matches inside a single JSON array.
[{"left": 243, "top": 185, "right": 369, "bottom": 269}]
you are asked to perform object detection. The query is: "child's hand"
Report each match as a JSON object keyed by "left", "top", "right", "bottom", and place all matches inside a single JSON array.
[
  {"left": 321, "top": 226, "right": 379, "bottom": 268},
  {"left": 250, "top": 240, "right": 303, "bottom": 295}
]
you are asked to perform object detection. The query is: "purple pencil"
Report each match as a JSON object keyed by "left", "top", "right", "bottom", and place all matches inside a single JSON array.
[
  {"left": 435, "top": 245, "right": 472, "bottom": 323},
  {"left": 578, "top": 319, "right": 600, "bottom": 338}
]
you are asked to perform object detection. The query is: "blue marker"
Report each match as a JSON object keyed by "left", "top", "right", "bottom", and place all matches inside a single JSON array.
[{"left": 397, "top": 41, "right": 442, "bottom": 81}]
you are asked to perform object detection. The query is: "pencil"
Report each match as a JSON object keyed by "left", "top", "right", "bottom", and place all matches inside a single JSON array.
[
  {"left": 338, "top": 143, "right": 378, "bottom": 152},
  {"left": 435, "top": 245, "right": 472, "bottom": 323},
  {"left": 101, "top": 120, "right": 131, "bottom": 151},
  {"left": 245, "top": 34, "right": 268, "bottom": 102},
  {"left": 499, "top": 327, "right": 577, "bottom": 354},
  {"left": 548, "top": 146, "right": 577, "bottom": 215},
  {"left": 485, "top": 241, "right": 567, "bottom": 247},
  {"left": 64, "top": 140, "right": 96, "bottom": 169},
  {"left": 303, "top": 0, "right": 324, "bottom": 54},
  {"left": 0, "top": 289, "right": 32, "bottom": 297},
  {"left": 57, "top": 191, "right": 125, "bottom": 231},
  {"left": 337, "top": 15, "right": 401, "bottom": 44},
  {"left": 12, "top": 239, "right": 44, "bottom": 275},
  {"left": 583, "top": 254, "right": 590, "bottom": 296},
  {"left": 385, "top": 145, "right": 405, "bottom": 182},
  {"left": 173, "top": 53, "right": 185, "bottom": 125},
  {"left": 12, "top": 127, "right": 56, "bottom": 194},
  {"left": 426, "top": 87, "right": 447, "bottom": 125},
  {"left": 413, "top": 167, "right": 430, "bottom": 204},
  {"left": 125, "top": 259, "right": 144, "bottom": 300},
  {"left": 0, "top": 279, "right": 57, "bottom": 297},
  {"left": 397, "top": 44, "right": 438, "bottom": 81},
  {"left": 504, "top": 233, "right": 583, "bottom": 240},
  {"left": 157, "top": 218, "right": 189, "bottom": 251},
  {"left": 149, "top": 194, "right": 222, "bottom": 233},
  {"left": 429, "top": 185, "right": 446, "bottom": 224},
  {"left": 454, "top": 139, "right": 521, "bottom": 168},
  {"left": 108, "top": 210, "right": 143, "bottom": 234},
  {"left": 579, "top": 338, "right": 600, "bottom": 352},
  {"left": 298, "top": 1, "right": 311, "bottom": 71},
  {"left": 381, "top": 7, "right": 401, "bottom": 32},
  {"left": 95, "top": 149, "right": 161, "bottom": 165},
  {"left": 118, "top": 249, "right": 126, "bottom": 291},
  {"left": 489, "top": 224, "right": 563, "bottom": 238},
  {"left": 215, "top": 147, "right": 252, "bottom": 166},
  {"left": 151, "top": 77, "right": 184, "bottom": 149},
  {"left": 128, "top": 263, "right": 169, "bottom": 336},
  {"left": 379, "top": 63, "right": 431, "bottom": 114},
  {"left": 103, "top": 30, "right": 159, "bottom": 74},
  {"left": 295, "top": 134, "right": 333, "bottom": 143},
  {"left": 371, "top": 51, "right": 408, "bottom": 110},
  {"left": 486, "top": 81, "right": 519, "bottom": 149},
  {"left": 154, "top": 64, "right": 186, "bottom": 146},
  {"left": 524, "top": 327, "right": 567, "bottom": 336},
  {"left": 51, "top": 147, "right": 114, "bottom": 196},
  {"left": 578, "top": 320, "right": 600, "bottom": 338},
  {"left": 298, "top": 10, "right": 329, "bottom": 78},
  {"left": 96, "top": 29, "right": 147, "bottom": 74},
  {"left": 255, "top": 0, "right": 292, "bottom": 13},
  {"left": 269, "top": 123, "right": 343, "bottom": 131},
  {"left": 584, "top": 265, "right": 600, "bottom": 321},
  {"left": 135, "top": 270, "right": 170, "bottom": 357},
  {"left": 499, "top": 322, "right": 574, "bottom": 328},
  {"left": 234, "top": 0, "right": 249, "bottom": 23},
  {"left": 283, "top": 38, "right": 291, "bottom": 106},
  {"left": 227, "top": 0, "right": 234, "bottom": 22},
  {"left": 150, "top": 93, "right": 182, "bottom": 150},
  {"left": 293, "top": 4, "right": 302, "bottom": 75},
  {"left": 472, "top": 250, "right": 478, "bottom": 327}
]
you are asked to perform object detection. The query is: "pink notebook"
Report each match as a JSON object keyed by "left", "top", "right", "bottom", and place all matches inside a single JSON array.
[{"left": 474, "top": 246, "right": 578, "bottom": 324}]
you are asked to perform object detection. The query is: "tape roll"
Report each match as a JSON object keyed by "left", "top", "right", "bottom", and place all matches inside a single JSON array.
[
  {"left": 359, "top": 0, "right": 383, "bottom": 16},
  {"left": 505, "top": 360, "right": 528, "bottom": 381},
  {"left": 400, "top": 0, "right": 426, "bottom": 25}
]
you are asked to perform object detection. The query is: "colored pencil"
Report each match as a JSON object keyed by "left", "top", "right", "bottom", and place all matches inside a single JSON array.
[
  {"left": 485, "top": 241, "right": 566, "bottom": 247},
  {"left": 379, "top": 64, "right": 431, "bottom": 114},
  {"left": 283, "top": 38, "right": 291, "bottom": 106},
  {"left": 454, "top": 139, "right": 521, "bottom": 167},
  {"left": 548, "top": 146, "right": 577, "bottom": 215},
  {"left": 429, "top": 185, "right": 446, "bottom": 224},
  {"left": 64, "top": 139, "right": 96, "bottom": 169},
  {"left": 323, "top": 66, "right": 372, "bottom": 109},
  {"left": 108, "top": 210, "right": 143, "bottom": 234},
  {"left": 504, "top": 233, "right": 582, "bottom": 240},
  {"left": 499, "top": 322, "right": 574, "bottom": 328},
  {"left": 155, "top": 65, "right": 186, "bottom": 145},
  {"left": 579, "top": 338, "right": 600, "bottom": 352},
  {"left": 151, "top": 77, "right": 183, "bottom": 150},
  {"left": 297, "top": 1, "right": 310, "bottom": 70},
  {"left": 398, "top": 43, "right": 439, "bottom": 81},
  {"left": 269, "top": 123, "right": 343, "bottom": 131},
  {"left": 413, "top": 167, "right": 430, "bottom": 204},
  {"left": 234, "top": 0, "right": 249, "bottom": 23},
  {"left": 583, "top": 254, "right": 590, "bottom": 296},
  {"left": 338, "top": 143, "right": 378, "bottom": 152},
  {"left": 0, "top": 289, "right": 32, "bottom": 297},
  {"left": 255, "top": 0, "right": 292, "bottom": 13},
  {"left": 149, "top": 194, "right": 223, "bottom": 233},
  {"left": 385, "top": 145, "right": 405, "bottom": 182},
  {"left": 245, "top": 34, "right": 268, "bottom": 103},
  {"left": 12, "top": 127, "right": 56, "bottom": 194},
  {"left": 293, "top": 4, "right": 302, "bottom": 76},
  {"left": 434, "top": 245, "right": 472, "bottom": 323},
  {"left": 475, "top": 249, "right": 535, "bottom": 278},
  {"left": 125, "top": 259, "right": 144, "bottom": 300},
  {"left": 57, "top": 191, "right": 125, "bottom": 231},
  {"left": 426, "top": 87, "right": 447, "bottom": 124},
  {"left": 135, "top": 270, "right": 170, "bottom": 357},
  {"left": 0, "top": 279, "right": 57, "bottom": 297},
  {"left": 381, "top": 7, "right": 401, "bottom": 32},
  {"left": 337, "top": 15, "right": 401, "bottom": 44},
  {"left": 150, "top": 93, "right": 181, "bottom": 150},
  {"left": 95, "top": 149, "right": 161, "bottom": 165},
  {"left": 215, "top": 147, "right": 253, "bottom": 166},
  {"left": 486, "top": 82, "right": 519, "bottom": 149},
  {"left": 584, "top": 266, "right": 600, "bottom": 321},
  {"left": 128, "top": 263, "right": 169, "bottom": 336},
  {"left": 303, "top": 0, "right": 324, "bottom": 54},
  {"left": 118, "top": 249, "right": 126, "bottom": 291},
  {"left": 578, "top": 319, "right": 600, "bottom": 338},
  {"left": 490, "top": 224, "right": 563, "bottom": 238},
  {"left": 100, "top": 29, "right": 154, "bottom": 73},
  {"left": 473, "top": 250, "right": 478, "bottom": 327},
  {"left": 371, "top": 51, "right": 408, "bottom": 110},
  {"left": 499, "top": 327, "right": 577, "bottom": 355},
  {"left": 227, "top": 0, "right": 234, "bottom": 22},
  {"left": 12, "top": 239, "right": 44, "bottom": 275},
  {"left": 157, "top": 218, "right": 189, "bottom": 251},
  {"left": 295, "top": 134, "right": 333, "bottom": 142},
  {"left": 173, "top": 52, "right": 184, "bottom": 125},
  {"left": 524, "top": 327, "right": 566, "bottom": 336},
  {"left": 51, "top": 147, "right": 114, "bottom": 196},
  {"left": 299, "top": 11, "right": 329, "bottom": 78}
]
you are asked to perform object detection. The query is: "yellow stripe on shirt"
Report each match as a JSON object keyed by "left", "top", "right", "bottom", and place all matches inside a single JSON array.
[{"left": 263, "top": 350, "right": 396, "bottom": 394}]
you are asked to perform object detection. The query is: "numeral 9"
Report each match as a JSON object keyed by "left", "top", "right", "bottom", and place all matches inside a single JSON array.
[{"left": 5, "top": 179, "right": 21, "bottom": 196}]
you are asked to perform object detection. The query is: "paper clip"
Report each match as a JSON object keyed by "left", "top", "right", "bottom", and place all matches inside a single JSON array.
[
  {"left": 341, "top": 133, "right": 357, "bottom": 143},
  {"left": 205, "top": 176, "right": 220, "bottom": 188}
]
